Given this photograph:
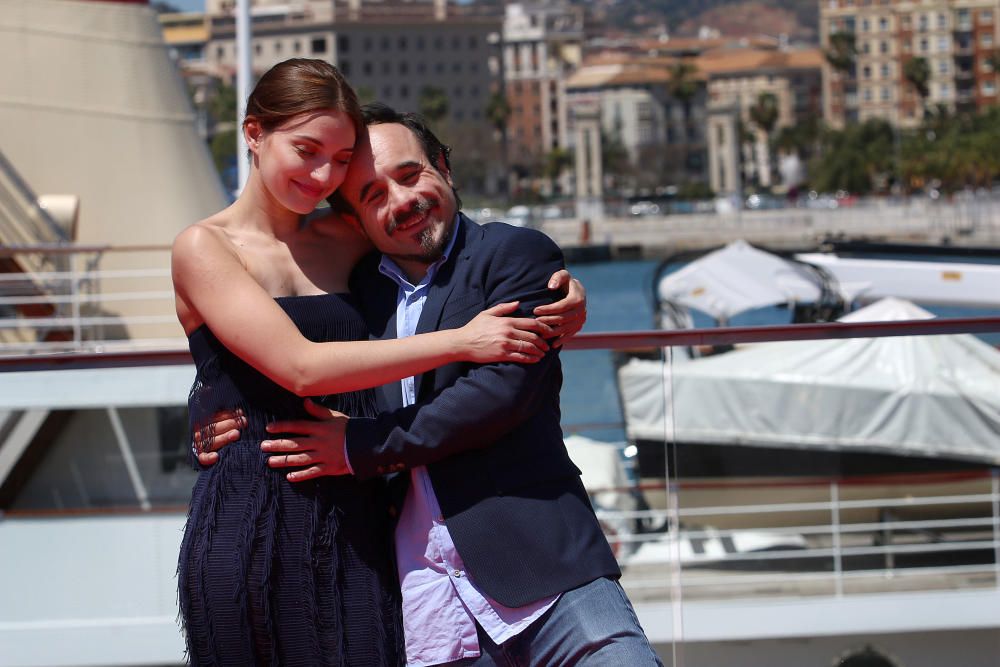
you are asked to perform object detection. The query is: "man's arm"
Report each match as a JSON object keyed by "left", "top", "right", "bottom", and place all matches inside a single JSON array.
[{"left": 345, "top": 227, "right": 566, "bottom": 479}]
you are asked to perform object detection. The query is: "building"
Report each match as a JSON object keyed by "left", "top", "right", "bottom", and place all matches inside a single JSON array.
[
  {"left": 821, "top": 0, "right": 1000, "bottom": 129},
  {"left": 700, "top": 47, "right": 824, "bottom": 195},
  {"left": 502, "top": 1, "right": 584, "bottom": 193},
  {"left": 565, "top": 53, "right": 709, "bottom": 199}
]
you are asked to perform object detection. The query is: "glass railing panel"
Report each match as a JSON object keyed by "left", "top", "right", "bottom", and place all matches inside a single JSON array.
[{"left": 561, "top": 317, "right": 1000, "bottom": 666}]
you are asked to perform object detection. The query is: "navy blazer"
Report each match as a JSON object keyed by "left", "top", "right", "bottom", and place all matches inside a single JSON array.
[{"left": 346, "top": 215, "right": 620, "bottom": 608}]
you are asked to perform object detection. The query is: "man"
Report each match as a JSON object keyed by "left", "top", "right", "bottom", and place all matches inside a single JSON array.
[{"left": 204, "top": 103, "right": 660, "bottom": 666}]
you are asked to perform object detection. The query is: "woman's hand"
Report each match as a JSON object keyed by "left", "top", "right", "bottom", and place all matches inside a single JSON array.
[
  {"left": 535, "top": 269, "right": 587, "bottom": 346},
  {"left": 456, "top": 301, "right": 552, "bottom": 364}
]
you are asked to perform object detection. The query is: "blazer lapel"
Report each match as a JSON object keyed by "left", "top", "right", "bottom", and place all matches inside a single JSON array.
[
  {"left": 363, "top": 267, "right": 406, "bottom": 412},
  {"left": 412, "top": 216, "right": 478, "bottom": 398}
]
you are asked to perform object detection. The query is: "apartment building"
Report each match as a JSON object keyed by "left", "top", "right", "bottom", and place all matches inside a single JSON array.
[
  {"left": 502, "top": 0, "right": 584, "bottom": 186},
  {"left": 701, "top": 47, "right": 824, "bottom": 194},
  {"left": 821, "top": 0, "right": 1000, "bottom": 129},
  {"left": 201, "top": 0, "right": 501, "bottom": 127}
]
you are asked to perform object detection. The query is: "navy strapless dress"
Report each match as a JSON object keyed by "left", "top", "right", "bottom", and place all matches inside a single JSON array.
[{"left": 178, "top": 294, "right": 403, "bottom": 666}]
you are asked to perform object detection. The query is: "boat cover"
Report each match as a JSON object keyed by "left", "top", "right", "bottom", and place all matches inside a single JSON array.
[
  {"left": 619, "top": 298, "right": 1000, "bottom": 463},
  {"left": 658, "top": 240, "right": 822, "bottom": 321}
]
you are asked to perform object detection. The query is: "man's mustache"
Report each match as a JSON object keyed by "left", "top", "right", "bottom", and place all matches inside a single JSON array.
[{"left": 387, "top": 199, "right": 435, "bottom": 234}]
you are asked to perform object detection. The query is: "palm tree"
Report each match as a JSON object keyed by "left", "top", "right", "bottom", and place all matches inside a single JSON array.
[
  {"left": 903, "top": 56, "right": 931, "bottom": 119},
  {"left": 417, "top": 86, "right": 449, "bottom": 126},
  {"left": 667, "top": 61, "right": 699, "bottom": 139},
  {"left": 748, "top": 92, "right": 780, "bottom": 188},
  {"left": 542, "top": 147, "right": 574, "bottom": 192},
  {"left": 824, "top": 32, "right": 857, "bottom": 74},
  {"left": 485, "top": 89, "right": 512, "bottom": 193}
]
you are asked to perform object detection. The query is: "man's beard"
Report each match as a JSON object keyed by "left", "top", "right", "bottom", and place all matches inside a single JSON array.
[{"left": 389, "top": 197, "right": 455, "bottom": 263}]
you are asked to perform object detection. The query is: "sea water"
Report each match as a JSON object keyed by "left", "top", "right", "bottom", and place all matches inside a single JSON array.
[{"left": 560, "top": 257, "right": 1000, "bottom": 443}]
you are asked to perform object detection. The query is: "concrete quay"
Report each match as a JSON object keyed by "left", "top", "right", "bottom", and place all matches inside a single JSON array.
[{"left": 536, "top": 198, "right": 1000, "bottom": 260}]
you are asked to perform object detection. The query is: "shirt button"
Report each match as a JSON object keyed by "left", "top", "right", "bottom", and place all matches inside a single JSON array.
[{"left": 452, "top": 570, "right": 462, "bottom": 578}]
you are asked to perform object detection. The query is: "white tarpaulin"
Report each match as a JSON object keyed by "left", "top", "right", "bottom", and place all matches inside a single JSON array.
[
  {"left": 658, "top": 240, "right": 822, "bottom": 321},
  {"left": 619, "top": 298, "right": 1000, "bottom": 464}
]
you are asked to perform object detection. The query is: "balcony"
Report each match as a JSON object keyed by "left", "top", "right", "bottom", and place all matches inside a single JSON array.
[{"left": 2, "top": 242, "right": 1000, "bottom": 666}]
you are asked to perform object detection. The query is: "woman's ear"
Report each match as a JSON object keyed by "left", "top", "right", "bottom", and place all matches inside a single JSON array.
[{"left": 244, "top": 118, "right": 264, "bottom": 154}]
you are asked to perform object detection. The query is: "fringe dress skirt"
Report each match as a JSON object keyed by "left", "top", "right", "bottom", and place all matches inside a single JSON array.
[{"left": 178, "top": 294, "right": 403, "bottom": 666}]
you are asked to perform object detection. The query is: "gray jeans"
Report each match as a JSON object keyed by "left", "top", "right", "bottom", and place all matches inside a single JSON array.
[{"left": 443, "top": 576, "right": 663, "bottom": 667}]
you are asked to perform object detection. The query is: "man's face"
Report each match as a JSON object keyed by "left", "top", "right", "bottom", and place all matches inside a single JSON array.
[{"left": 340, "top": 123, "right": 458, "bottom": 271}]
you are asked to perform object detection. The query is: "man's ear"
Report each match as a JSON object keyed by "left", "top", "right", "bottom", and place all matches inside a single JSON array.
[{"left": 434, "top": 150, "right": 454, "bottom": 187}]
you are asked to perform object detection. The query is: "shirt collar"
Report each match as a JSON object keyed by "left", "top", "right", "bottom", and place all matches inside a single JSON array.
[{"left": 378, "top": 214, "right": 462, "bottom": 290}]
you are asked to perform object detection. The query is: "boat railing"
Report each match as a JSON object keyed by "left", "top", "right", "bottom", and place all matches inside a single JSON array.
[
  {"left": 0, "top": 244, "right": 182, "bottom": 356},
  {"left": 592, "top": 471, "right": 1000, "bottom": 602}
]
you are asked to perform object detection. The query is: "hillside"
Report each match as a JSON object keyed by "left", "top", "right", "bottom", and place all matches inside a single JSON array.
[{"left": 582, "top": 0, "right": 819, "bottom": 43}]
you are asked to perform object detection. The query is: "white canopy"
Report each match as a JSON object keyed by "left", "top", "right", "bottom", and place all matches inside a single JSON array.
[
  {"left": 619, "top": 298, "right": 1000, "bottom": 464},
  {"left": 658, "top": 240, "right": 822, "bottom": 322}
]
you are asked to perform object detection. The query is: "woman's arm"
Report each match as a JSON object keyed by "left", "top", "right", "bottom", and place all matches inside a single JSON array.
[{"left": 172, "top": 225, "right": 550, "bottom": 397}]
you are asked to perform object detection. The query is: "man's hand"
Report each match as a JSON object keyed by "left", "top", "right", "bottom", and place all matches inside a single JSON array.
[
  {"left": 192, "top": 409, "right": 246, "bottom": 466},
  {"left": 534, "top": 269, "right": 587, "bottom": 347},
  {"left": 262, "top": 399, "right": 351, "bottom": 481}
]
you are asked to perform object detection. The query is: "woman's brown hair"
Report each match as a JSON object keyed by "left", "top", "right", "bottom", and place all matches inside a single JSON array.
[{"left": 243, "top": 58, "right": 362, "bottom": 136}]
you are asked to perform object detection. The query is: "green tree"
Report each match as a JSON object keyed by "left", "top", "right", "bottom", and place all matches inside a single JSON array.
[
  {"left": 903, "top": 56, "right": 931, "bottom": 118},
  {"left": 666, "top": 61, "right": 699, "bottom": 140},
  {"left": 542, "top": 147, "right": 574, "bottom": 184},
  {"left": 810, "top": 119, "right": 895, "bottom": 194},
  {"left": 748, "top": 92, "right": 780, "bottom": 189},
  {"left": 418, "top": 86, "right": 449, "bottom": 126},
  {"left": 355, "top": 86, "right": 376, "bottom": 106},
  {"left": 485, "top": 89, "right": 512, "bottom": 193},
  {"left": 825, "top": 32, "right": 857, "bottom": 73}
]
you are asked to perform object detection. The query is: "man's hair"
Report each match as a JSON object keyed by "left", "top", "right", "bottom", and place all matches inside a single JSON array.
[{"left": 326, "top": 102, "right": 461, "bottom": 215}]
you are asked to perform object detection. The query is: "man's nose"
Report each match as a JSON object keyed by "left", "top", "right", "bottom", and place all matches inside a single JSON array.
[{"left": 387, "top": 180, "right": 417, "bottom": 216}]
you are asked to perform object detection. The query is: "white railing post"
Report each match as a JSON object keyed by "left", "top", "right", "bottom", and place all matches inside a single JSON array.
[
  {"left": 830, "top": 481, "right": 844, "bottom": 597},
  {"left": 69, "top": 255, "right": 82, "bottom": 349}
]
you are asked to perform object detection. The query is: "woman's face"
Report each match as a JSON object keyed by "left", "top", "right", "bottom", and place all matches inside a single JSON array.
[{"left": 250, "top": 110, "right": 356, "bottom": 215}]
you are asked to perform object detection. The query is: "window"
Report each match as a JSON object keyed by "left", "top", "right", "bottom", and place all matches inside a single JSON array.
[
  {"left": 338, "top": 36, "right": 349, "bottom": 52},
  {"left": 452, "top": 36, "right": 461, "bottom": 49},
  {"left": 382, "top": 61, "right": 390, "bottom": 74},
  {"left": 363, "top": 61, "right": 372, "bottom": 75},
  {"left": 468, "top": 36, "right": 478, "bottom": 49},
  {"left": 293, "top": 40, "right": 301, "bottom": 54},
  {"left": 398, "top": 36, "right": 408, "bottom": 50},
  {"left": 862, "top": 40, "right": 871, "bottom": 54},
  {"left": 416, "top": 62, "right": 426, "bottom": 74},
  {"left": 452, "top": 62, "right": 462, "bottom": 73},
  {"left": 311, "top": 37, "right": 327, "bottom": 54},
  {"left": 880, "top": 63, "right": 890, "bottom": 78},
  {"left": 453, "top": 85, "right": 463, "bottom": 97},
  {"left": 981, "top": 33, "right": 994, "bottom": 48},
  {"left": 881, "top": 86, "right": 890, "bottom": 101},
  {"left": 274, "top": 41, "right": 282, "bottom": 55},
  {"left": 939, "top": 82, "right": 950, "bottom": 97},
  {"left": 938, "top": 59, "right": 949, "bottom": 74},
  {"left": 920, "top": 37, "right": 929, "bottom": 52},
  {"left": 984, "top": 80, "right": 997, "bottom": 95},
  {"left": 399, "top": 61, "right": 408, "bottom": 75},
  {"left": 919, "top": 14, "right": 928, "bottom": 31},
  {"left": 416, "top": 36, "right": 425, "bottom": 50},
  {"left": 937, "top": 36, "right": 949, "bottom": 51},
  {"left": 880, "top": 40, "right": 889, "bottom": 54},
  {"left": 863, "top": 64, "right": 872, "bottom": 78},
  {"left": 339, "top": 61, "right": 351, "bottom": 76},
  {"left": 363, "top": 37, "right": 373, "bottom": 51},
  {"left": 879, "top": 17, "right": 889, "bottom": 31},
  {"left": 216, "top": 45, "right": 224, "bottom": 59},
  {"left": 862, "top": 18, "right": 870, "bottom": 32},
  {"left": 400, "top": 84, "right": 409, "bottom": 99},
  {"left": 937, "top": 13, "right": 947, "bottom": 29},
  {"left": 254, "top": 43, "right": 262, "bottom": 56},
  {"left": 863, "top": 87, "right": 873, "bottom": 101},
  {"left": 982, "top": 9, "right": 994, "bottom": 24}
]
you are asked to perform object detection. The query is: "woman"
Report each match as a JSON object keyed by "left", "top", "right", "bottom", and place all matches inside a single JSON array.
[{"left": 173, "top": 59, "right": 584, "bottom": 665}]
